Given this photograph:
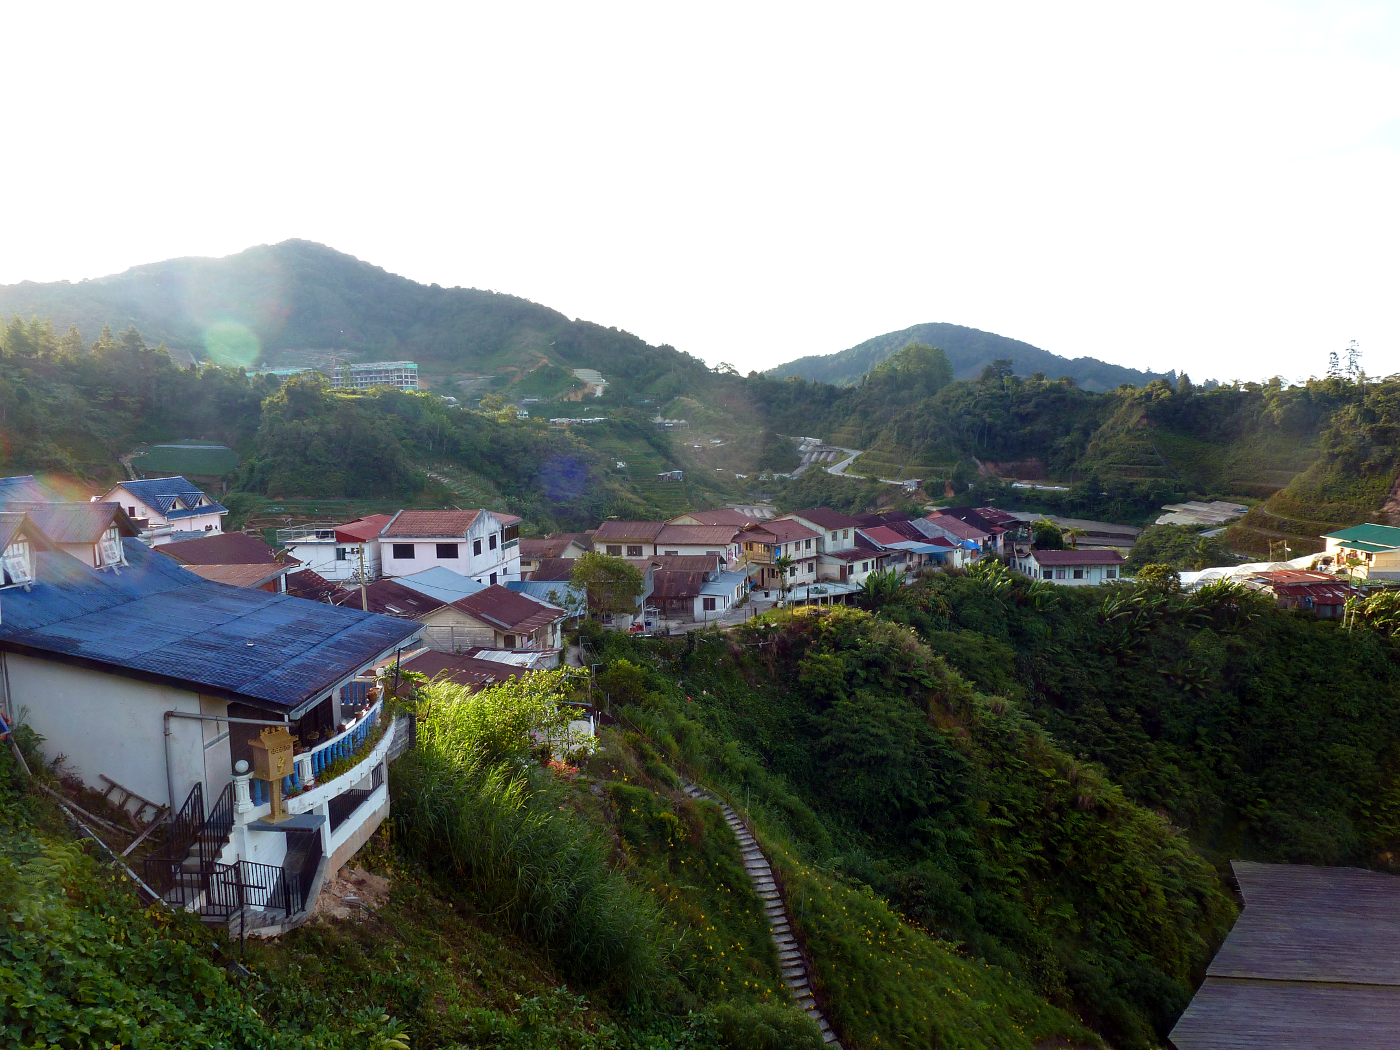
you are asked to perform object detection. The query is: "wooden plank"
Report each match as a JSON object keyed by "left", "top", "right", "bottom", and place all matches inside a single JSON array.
[{"left": 1170, "top": 978, "right": 1400, "bottom": 1050}]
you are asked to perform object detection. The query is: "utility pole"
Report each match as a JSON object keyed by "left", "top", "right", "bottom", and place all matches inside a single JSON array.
[{"left": 358, "top": 543, "right": 368, "bottom": 611}]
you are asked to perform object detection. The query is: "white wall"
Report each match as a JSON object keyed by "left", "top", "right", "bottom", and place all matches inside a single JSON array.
[
  {"left": 380, "top": 513, "right": 520, "bottom": 583},
  {"left": 105, "top": 484, "right": 225, "bottom": 546},
  {"left": 286, "top": 539, "right": 381, "bottom": 582},
  {"left": 2, "top": 653, "right": 218, "bottom": 810},
  {"left": 1022, "top": 558, "right": 1122, "bottom": 585}
]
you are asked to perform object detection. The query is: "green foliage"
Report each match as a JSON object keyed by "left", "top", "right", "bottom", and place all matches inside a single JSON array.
[
  {"left": 699, "top": 1002, "right": 825, "bottom": 1050},
  {"left": 1031, "top": 518, "right": 1064, "bottom": 549},
  {"left": 857, "top": 567, "right": 904, "bottom": 610},
  {"left": 571, "top": 552, "right": 645, "bottom": 618},
  {"left": 1126, "top": 524, "right": 1235, "bottom": 571}
]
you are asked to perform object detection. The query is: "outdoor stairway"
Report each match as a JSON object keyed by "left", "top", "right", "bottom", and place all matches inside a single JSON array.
[{"left": 681, "top": 781, "right": 841, "bottom": 1048}]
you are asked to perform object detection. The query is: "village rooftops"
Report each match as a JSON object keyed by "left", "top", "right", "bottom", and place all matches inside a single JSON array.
[
  {"left": 1030, "top": 549, "right": 1126, "bottom": 566},
  {"left": 936, "top": 506, "right": 1012, "bottom": 534},
  {"left": 667, "top": 508, "right": 755, "bottom": 526},
  {"left": 379, "top": 509, "right": 480, "bottom": 538},
  {"left": 115, "top": 476, "right": 227, "bottom": 521},
  {"left": 178, "top": 563, "right": 294, "bottom": 590},
  {"left": 1323, "top": 523, "right": 1400, "bottom": 551},
  {"left": 854, "top": 511, "right": 912, "bottom": 528},
  {"left": 519, "top": 534, "right": 591, "bottom": 559},
  {"left": 334, "top": 514, "right": 394, "bottom": 543},
  {"left": 391, "top": 566, "right": 487, "bottom": 604},
  {"left": 784, "top": 507, "right": 862, "bottom": 530},
  {"left": 400, "top": 648, "right": 522, "bottom": 689},
  {"left": 527, "top": 558, "right": 577, "bottom": 582},
  {"left": 653, "top": 524, "right": 741, "bottom": 547},
  {"left": 0, "top": 538, "right": 421, "bottom": 715},
  {"left": 9, "top": 502, "right": 138, "bottom": 545},
  {"left": 744, "top": 519, "right": 819, "bottom": 544},
  {"left": 650, "top": 570, "right": 710, "bottom": 600},
  {"left": 1248, "top": 570, "right": 1357, "bottom": 605},
  {"left": 593, "top": 521, "right": 666, "bottom": 542},
  {"left": 0, "top": 474, "right": 65, "bottom": 504}
]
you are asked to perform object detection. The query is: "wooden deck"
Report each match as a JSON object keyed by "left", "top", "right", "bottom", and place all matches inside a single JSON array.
[{"left": 1170, "top": 862, "right": 1400, "bottom": 1049}]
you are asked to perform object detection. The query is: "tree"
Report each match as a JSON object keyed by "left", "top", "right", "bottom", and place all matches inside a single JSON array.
[
  {"left": 1032, "top": 519, "right": 1064, "bottom": 550},
  {"left": 57, "top": 324, "right": 85, "bottom": 358},
  {"left": 773, "top": 554, "right": 795, "bottom": 603},
  {"left": 859, "top": 567, "right": 904, "bottom": 610},
  {"left": 1061, "top": 527, "right": 1086, "bottom": 549},
  {"left": 570, "top": 551, "right": 644, "bottom": 621}
]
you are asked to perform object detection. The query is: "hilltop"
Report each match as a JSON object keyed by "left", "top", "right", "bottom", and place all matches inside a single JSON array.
[{"left": 767, "top": 322, "right": 1168, "bottom": 392}]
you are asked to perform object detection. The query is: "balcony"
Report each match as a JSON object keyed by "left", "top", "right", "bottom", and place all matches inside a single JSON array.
[{"left": 275, "top": 524, "right": 341, "bottom": 545}]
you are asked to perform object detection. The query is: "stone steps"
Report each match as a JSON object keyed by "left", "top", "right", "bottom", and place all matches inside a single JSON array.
[{"left": 682, "top": 779, "right": 841, "bottom": 1049}]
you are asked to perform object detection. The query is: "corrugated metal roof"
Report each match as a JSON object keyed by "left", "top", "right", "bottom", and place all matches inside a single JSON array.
[
  {"left": 5, "top": 502, "right": 135, "bottom": 545},
  {"left": 179, "top": 563, "right": 291, "bottom": 589},
  {"left": 594, "top": 521, "right": 665, "bottom": 542},
  {"left": 784, "top": 508, "right": 861, "bottom": 530},
  {"left": 116, "top": 477, "right": 227, "bottom": 517},
  {"left": 451, "top": 585, "right": 565, "bottom": 633},
  {"left": 335, "top": 514, "right": 394, "bottom": 542},
  {"left": 159, "top": 531, "right": 280, "bottom": 565},
  {"left": 0, "top": 475, "right": 66, "bottom": 504},
  {"left": 392, "top": 566, "right": 487, "bottom": 604},
  {"left": 923, "top": 513, "right": 991, "bottom": 540},
  {"left": 1029, "top": 549, "right": 1125, "bottom": 566},
  {"left": 380, "top": 509, "right": 482, "bottom": 538},
  {"left": 651, "top": 570, "right": 708, "bottom": 599},
  {"left": 0, "top": 539, "right": 421, "bottom": 712},
  {"left": 1322, "top": 523, "right": 1400, "bottom": 548},
  {"left": 653, "top": 524, "right": 740, "bottom": 546},
  {"left": 743, "top": 519, "right": 818, "bottom": 544}
]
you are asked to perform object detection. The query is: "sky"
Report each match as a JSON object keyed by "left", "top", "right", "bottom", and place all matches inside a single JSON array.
[{"left": 2, "top": 2, "right": 1397, "bottom": 384}]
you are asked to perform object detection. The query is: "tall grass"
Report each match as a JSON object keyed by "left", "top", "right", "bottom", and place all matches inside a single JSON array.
[{"left": 391, "top": 675, "right": 667, "bottom": 994}]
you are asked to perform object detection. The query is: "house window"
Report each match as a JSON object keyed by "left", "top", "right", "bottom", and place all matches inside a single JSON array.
[
  {"left": 831, "top": 531, "right": 838, "bottom": 542},
  {"left": 842, "top": 529, "right": 849, "bottom": 539},
  {"left": 862, "top": 561, "right": 869, "bottom": 572},
  {"left": 128, "top": 505, "right": 137, "bottom": 517},
  {"left": 1073, "top": 569, "right": 1085, "bottom": 580},
  {"left": 789, "top": 564, "right": 797, "bottom": 577},
  {"left": 489, "top": 533, "right": 498, "bottom": 550},
  {"left": 1106, "top": 568, "right": 1117, "bottom": 579},
  {"left": 335, "top": 547, "right": 348, "bottom": 561},
  {"left": 97, "top": 526, "right": 123, "bottom": 568},
  {"left": 437, "top": 543, "right": 460, "bottom": 559},
  {"left": 473, "top": 539, "right": 482, "bottom": 556},
  {"left": 392, "top": 544, "right": 415, "bottom": 559},
  {"left": 490, "top": 572, "right": 498, "bottom": 585},
  {"left": 1, "top": 539, "right": 31, "bottom": 585},
  {"left": 607, "top": 545, "right": 622, "bottom": 556},
  {"left": 805, "top": 539, "right": 812, "bottom": 550},
  {"left": 664, "top": 550, "right": 679, "bottom": 556},
  {"left": 1042, "top": 568, "right": 1052, "bottom": 579},
  {"left": 628, "top": 545, "right": 644, "bottom": 557},
  {"left": 504, "top": 633, "right": 516, "bottom": 647},
  {"left": 1055, "top": 569, "right": 1067, "bottom": 580},
  {"left": 703, "top": 597, "right": 717, "bottom": 611},
  {"left": 205, "top": 524, "right": 214, "bottom": 531}
]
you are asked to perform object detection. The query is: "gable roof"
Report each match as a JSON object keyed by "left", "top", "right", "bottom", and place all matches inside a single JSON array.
[
  {"left": 650, "top": 570, "right": 709, "bottom": 600},
  {"left": 519, "top": 534, "right": 591, "bottom": 559},
  {"left": 923, "top": 513, "right": 991, "bottom": 541},
  {"left": 1030, "top": 549, "right": 1125, "bottom": 566},
  {"left": 113, "top": 477, "right": 227, "bottom": 520},
  {"left": 354, "top": 578, "right": 449, "bottom": 618},
  {"left": 527, "top": 557, "right": 577, "bottom": 582},
  {"left": 0, "top": 512, "right": 57, "bottom": 554},
  {"left": 1323, "top": 523, "right": 1400, "bottom": 548},
  {"left": 9, "top": 502, "right": 138, "bottom": 545},
  {"left": 285, "top": 568, "right": 342, "bottom": 603},
  {"left": 858, "top": 525, "right": 925, "bottom": 548},
  {"left": 593, "top": 521, "right": 665, "bottom": 543},
  {"left": 178, "top": 563, "right": 293, "bottom": 589},
  {"left": 667, "top": 508, "right": 755, "bottom": 526},
  {"left": 451, "top": 585, "right": 565, "bottom": 633},
  {"left": 0, "top": 539, "right": 421, "bottom": 715},
  {"left": 653, "top": 524, "right": 741, "bottom": 547},
  {"left": 854, "top": 511, "right": 912, "bottom": 527},
  {"left": 821, "top": 547, "right": 882, "bottom": 563},
  {"left": 380, "top": 509, "right": 481, "bottom": 539},
  {"left": 781, "top": 508, "right": 862, "bottom": 530},
  {"left": 0, "top": 475, "right": 66, "bottom": 504},
  {"left": 391, "top": 566, "right": 487, "bottom": 604},
  {"left": 335, "top": 514, "right": 394, "bottom": 543},
  {"left": 937, "top": 506, "right": 1006, "bottom": 534},
  {"left": 401, "top": 648, "right": 524, "bottom": 689},
  {"left": 744, "top": 519, "right": 819, "bottom": 544},
  {"left": 159, "top": 531, "right": 281, "bottom": 565}
]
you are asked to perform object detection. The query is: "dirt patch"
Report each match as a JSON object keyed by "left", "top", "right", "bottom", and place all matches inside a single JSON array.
[{"left": 312, "top": 865, "right": 392, "bottom": 921}]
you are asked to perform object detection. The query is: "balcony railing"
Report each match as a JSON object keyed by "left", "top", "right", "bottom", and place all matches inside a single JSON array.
[
  {"left": 275, "top": 524, "right": 341, "bottom": 545},
  {"left": 249, "top": 698, "right": 383, "bottom": 805}
]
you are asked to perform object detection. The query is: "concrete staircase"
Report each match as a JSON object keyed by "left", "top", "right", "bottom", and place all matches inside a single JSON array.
[{"left": 681, "top": 781, "right": 841, "bottom": 1047}]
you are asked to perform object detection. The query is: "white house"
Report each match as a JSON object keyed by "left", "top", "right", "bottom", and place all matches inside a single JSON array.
[
  {"left": 278, "top": 514, "right": 393, "bottom": 583},
  {"left": 379, "top": 509, "right": 522, "bottom": 584},
  {"left": 1016, "top": 548, "right": 1126, "bottom": 585},
  {"left": 0, "top": 526, "right": 423, "bottom": 934},
  {"left": 652, "top": 524, "right": 743, "bottom": 566},
  {"left": 1320, "top": 523, "right": 1400, "bottom": 581},
  {"left": 97, "top": 476, "right": 227, "bottom": 546}
]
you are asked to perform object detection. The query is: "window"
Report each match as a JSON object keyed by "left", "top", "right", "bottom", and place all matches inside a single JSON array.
[
  {"left": 503, "top": 633, "right": 515, "bottom": 647},
  {"left": 1106, "top": 568, "right": 1117, "bottom": 579},
  {"left": 489, "top": 533, "right": 498, "bottom": 550},
  {"left": 128, "top": 505, "right": 136, "bottom": 517},
  {"left": 473, "top": 539, "right": 482, "bottom": 556},
  {"left": 628, "top": 545, "right": 644, "bottom": 557},
  {"left": 842, "top": 529, "right": 850, "bottom": 539},
  {"left": 805, "top": 539, "right": 812, "bottom": 550},
  {"left": 97, "top": 526, "right": 123, "bottom": 568},
  {"left": 831, "top": 531, "right": 838, "bottom": 542},
  {"left": 392, "top": 544, "right": 415, "bottom": 559},
  {"left": 490, "top": 572, "right": 498, "bottom": 585},
  {"left": 862, "top": 561, "right": 869, "bottom": 572},
  {"left": 1042, "top": 568, "right": 1053, "bottom": 579},
  {"left": 1073, "top": 568, "right": 1084, "bottom": 580},
  {"left": 1, "top": 539, "right": 31, "bottom": 585},
  {"left": 664, "top": 550, "right": 679, "bottom": 556},
  {"left": 606, "top": 545, "right": 622, "bottom": 556},
  {"left": 1055, "top": 568, "right": 1067, "bottom": 580},
  {"left": 703, "top": 596, "right": 717, "bottom": 611},
  {"left": 205, "top": 524, "right": 213, "bottom": 531},
  {"left": 788, "top": 564, "right": 797, "bottom": 577},
  {"left": 335, "top": 547, "right": 348, "bottom": 561},
  {"left": 436, "top": 543, "right": 460, "bottom": 559}
]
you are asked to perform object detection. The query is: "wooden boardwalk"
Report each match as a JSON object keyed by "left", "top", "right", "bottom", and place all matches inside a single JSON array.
[{"left": 1170, "top": 861, "right": 1400, "bottom": 1049}]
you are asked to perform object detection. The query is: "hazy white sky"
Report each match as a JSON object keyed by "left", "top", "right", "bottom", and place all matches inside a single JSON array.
[{"left": 2, "top": 2, "right": 1397, "bottom": 383}]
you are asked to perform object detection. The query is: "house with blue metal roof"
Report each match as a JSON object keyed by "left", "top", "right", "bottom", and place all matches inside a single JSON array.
[
  {"left": 97, "top": 475, "right": 228, "bottom": 546},
  {"left": 0, "top": 531, "right": 423, "bottom": 934}
]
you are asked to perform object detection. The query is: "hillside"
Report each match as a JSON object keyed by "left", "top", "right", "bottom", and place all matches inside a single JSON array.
[{"left": 767, "top": 322, "right": 1168, "bottom": 392}]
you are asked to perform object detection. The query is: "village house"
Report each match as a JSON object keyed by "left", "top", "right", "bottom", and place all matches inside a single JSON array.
[
  {"left": 1016, "top": 548, "right": 1125, "bottom": 585},
  {"left": 96, "top": 476, "right": 227, "bottom": 546},
  {"left": 277, "top": 514, "right": 394, "bottom": 583},
  {"left": 379, "top": 509, "right": 521, "bottom": 584},
  {"left": 528, "top": 556, "right": 655, "bottom": 630},
  {"left": 11, "top": 501, "right": 139, "bottom": 569},
  {"left": 930, "top": 506, "right": 1021, "bottom": 556},
  {"left": 740, "top": 518, "right": 820, "bottom": 592},
  {"left": 919, "top": 512, "right": 995, "bottom": 560},
  {"left": 517, "top": 533, "right": 592, "bottom": 575},
  {"left": 1321, "top": 523, "right": 1400, "bottom": 581},
  {"left": 856, "top": 524, "right": 956, "bottom": 573},
  {"left": 667, "top": 508, "right": 756, "bottom": 527},
  {"left": 157, "top": 531, "right": 296, "bottom": 592},
  {"left": 0, "top": 524, "right": 422, "bottom": 934},
  {"left": 1243, "top": 569, "right": 1358, "bottom": 617},
  {"left": 649, "top": 561, "right": 750, "bottom": 623}
]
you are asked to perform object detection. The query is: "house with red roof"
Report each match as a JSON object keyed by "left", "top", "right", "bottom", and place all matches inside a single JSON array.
[
  {"left": 279, "top": 514, "right": 395, "bottom": 583},
  {"left": 739, "top": 517, "right": 820, "bottom": 591},
  {"left": 1244, "top": 570, "right": 1358, "bottom": 618},
  {"left": 918, "top": 512, "right": 996, "bottom": 560},
  {"left": 378, "top": 509, "right": 522, "bottom": 585}
]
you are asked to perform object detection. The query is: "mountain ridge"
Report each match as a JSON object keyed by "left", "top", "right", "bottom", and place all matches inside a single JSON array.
[{"left": 768, "top": 321, "right": 1169, "bottom": 392}]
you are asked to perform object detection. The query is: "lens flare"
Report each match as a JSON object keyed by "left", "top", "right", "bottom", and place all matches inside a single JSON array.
[{"left": 204, "top": 322, "right": 261, "bottom": 369}]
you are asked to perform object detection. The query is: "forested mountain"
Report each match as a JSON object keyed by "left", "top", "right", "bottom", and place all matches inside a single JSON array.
[{"left": 767, "top": 321, "right": 1169, "bottom": 391}]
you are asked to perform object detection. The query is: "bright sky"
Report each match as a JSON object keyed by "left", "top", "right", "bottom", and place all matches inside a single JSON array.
[{"left": 2, "top": 3, "right": 1397, "bottom": 383}]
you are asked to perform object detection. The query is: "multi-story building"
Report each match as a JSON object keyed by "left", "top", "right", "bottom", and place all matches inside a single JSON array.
[
  {"left": 97, "top": 476, "right": 227, "bottom": 546},
  {"left": 331, "top": 361, "right": 419, "bottom": 391},
  {"left": 278, "top": 515, "right": 394, "bottom": 583},
  {"left": 378, "top": 509, "right": 521, "bottom": 584}
]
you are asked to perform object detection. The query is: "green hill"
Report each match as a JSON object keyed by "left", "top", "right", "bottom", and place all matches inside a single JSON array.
[{"left": 767, "top": 322, "right": 1168, "bottom": 392}]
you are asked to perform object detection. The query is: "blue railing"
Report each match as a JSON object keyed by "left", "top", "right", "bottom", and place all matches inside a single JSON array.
[{"left": 248, "top": 700, "right": 382, "bottom": 805}]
